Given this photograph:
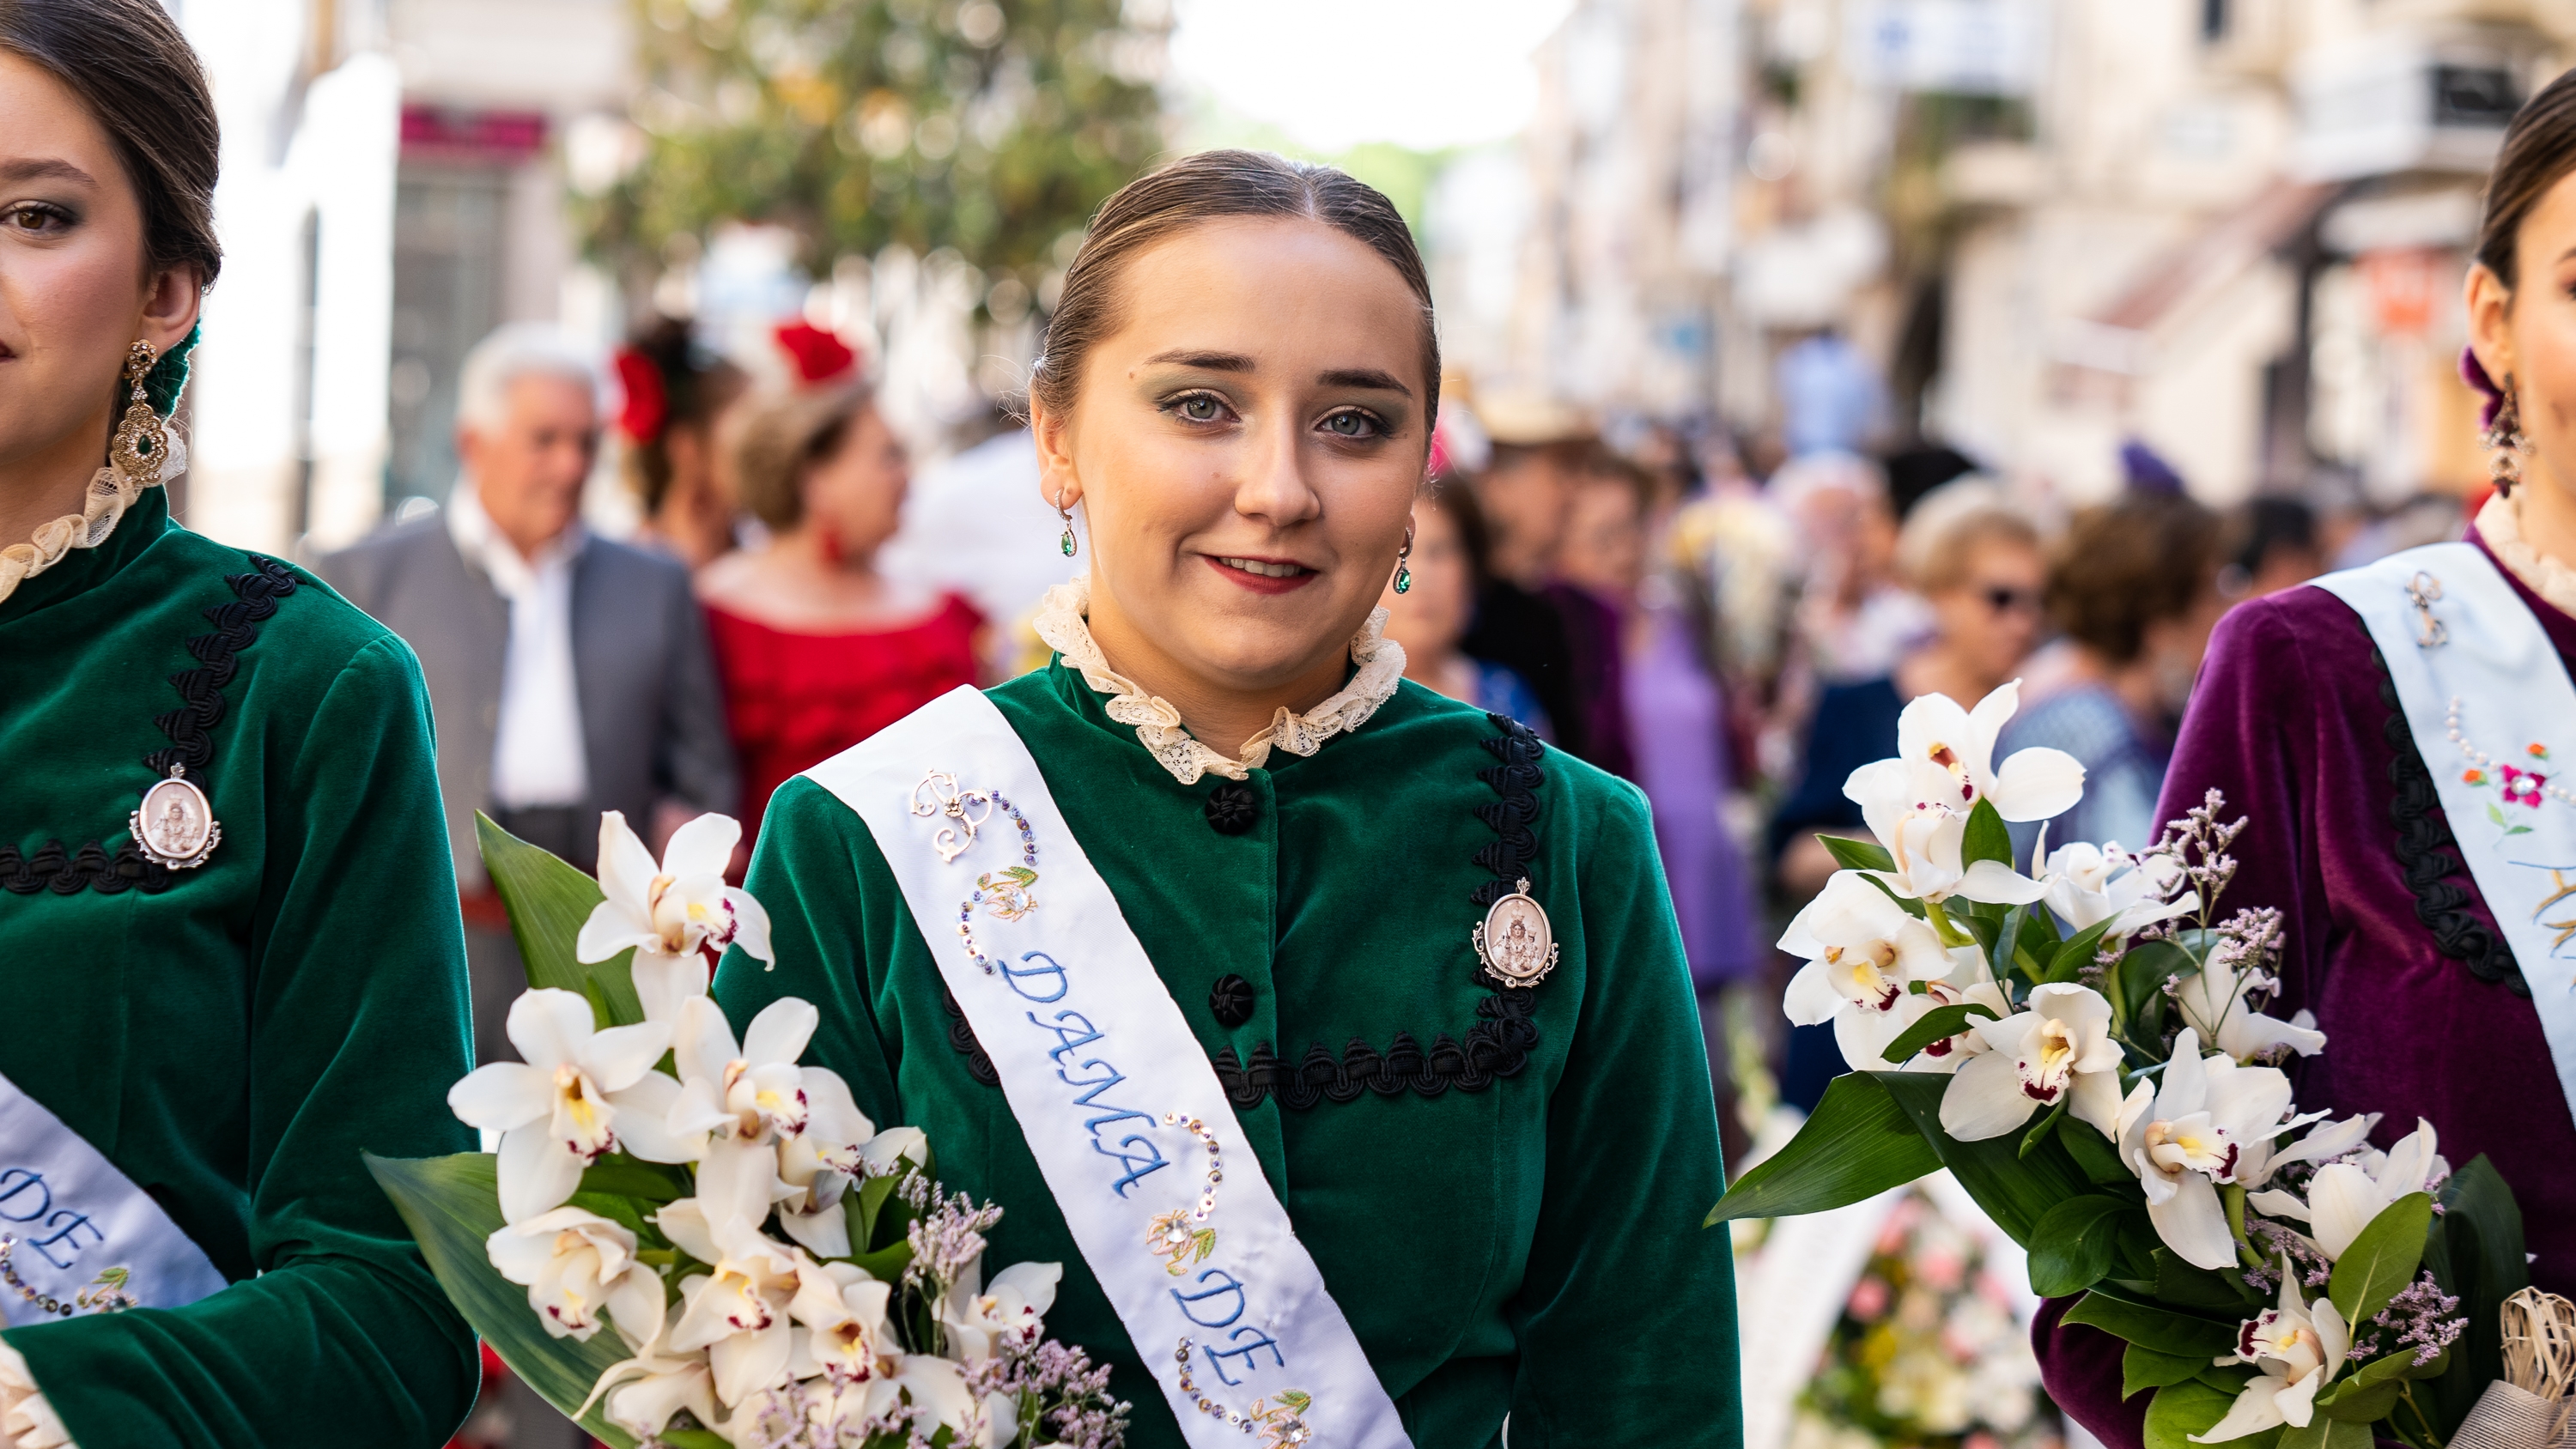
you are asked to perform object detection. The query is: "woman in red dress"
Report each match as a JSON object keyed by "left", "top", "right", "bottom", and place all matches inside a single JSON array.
[{"left": 697, "top": 383, "right": 985, "bottom": 839}]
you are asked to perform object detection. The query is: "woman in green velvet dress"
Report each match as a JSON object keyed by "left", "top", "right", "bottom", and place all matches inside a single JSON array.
[
  {"left": 712, "top": 151, "right": 1742, "bottom": 1447},
  {"left": 0, "top": 3, "right": 477, "bottom": 1444}
]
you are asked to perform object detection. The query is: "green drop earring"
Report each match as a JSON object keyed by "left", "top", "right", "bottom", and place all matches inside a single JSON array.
[
  {"left": 1392, "top": 524, "right": 1414, "bottom": 594},
  {"left": 1056, "top": 486, "right": 1078, "bottom": 558}
]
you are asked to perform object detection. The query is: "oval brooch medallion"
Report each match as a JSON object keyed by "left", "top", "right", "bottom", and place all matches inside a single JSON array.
[
  {"left": 131, "top": 764, "right": 220, "bottom": 870},
  {"left": 1472, "top": 876, "right": 1558, "bottom": 988}
]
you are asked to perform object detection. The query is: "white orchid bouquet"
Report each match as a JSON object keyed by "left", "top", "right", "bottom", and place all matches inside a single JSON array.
[
  {"left": 368, "top": 812, "right": 1129, "bottom": 1449},
  {"left": 1713, "top": 683, "right": 2531, "bottom": 1449}
]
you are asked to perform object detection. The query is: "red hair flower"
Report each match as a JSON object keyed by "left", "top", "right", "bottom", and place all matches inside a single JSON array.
[
  {"left": 613, "top": 348, "right": 668, "bottom": 446},
  {"left": 775, "top": 319, "right": 857, "bottom": 386}
]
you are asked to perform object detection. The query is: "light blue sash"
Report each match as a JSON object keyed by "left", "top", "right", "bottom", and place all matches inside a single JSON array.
[
  {"left": 0, "top": 1071, "right": 228, "bottom": 1326},
  {"left": 2315, "top": 544, "right": 2576, "bottom": 1119}
]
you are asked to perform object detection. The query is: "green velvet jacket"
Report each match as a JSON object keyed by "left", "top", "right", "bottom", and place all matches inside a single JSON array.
[
  {"left": 0, "top": 490, "right": 478, "bottom": 1445},
  {"left": 713, "top": 658, "right": 1741, "bottom": 1448}
]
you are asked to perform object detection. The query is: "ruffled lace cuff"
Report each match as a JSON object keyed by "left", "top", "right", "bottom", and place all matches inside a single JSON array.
[{"left": 0, "top": 1340, "right": 76, "bottom": 1449}]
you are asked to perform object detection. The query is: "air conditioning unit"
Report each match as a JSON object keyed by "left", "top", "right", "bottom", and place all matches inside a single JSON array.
[{"left": 2288, "top": 29, "right": 2530, "bottom": 180}]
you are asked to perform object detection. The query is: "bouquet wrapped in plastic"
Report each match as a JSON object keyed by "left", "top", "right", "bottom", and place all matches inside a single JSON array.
[
  {"left": 368, "top": 812, "right": 1129, "bottom": 1449},
  {"left": 1714, "top": 683, "right": 2543, "bottom": 1449}
]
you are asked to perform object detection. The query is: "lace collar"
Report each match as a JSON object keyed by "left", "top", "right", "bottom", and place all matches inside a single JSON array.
[
  {"left": 0, "top": 433, "right": 187, "bottom": 608},
  {"left": 1030, "top": 573, "right": 1407, "bottom": 785},
  {"left": 2476, "top": 491, "right": 2576, "bottom": 623}
]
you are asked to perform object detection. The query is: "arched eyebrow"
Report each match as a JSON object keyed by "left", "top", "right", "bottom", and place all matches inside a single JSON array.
[
  {"left": 0, "top": 158, "right": 98, "bottom": 187},
  {"left": 1319, "top": 367, "right": 1411, "bottom": 397},
  {"left": 1143, "top": 349, "right": 1254, "bottom": 372}
]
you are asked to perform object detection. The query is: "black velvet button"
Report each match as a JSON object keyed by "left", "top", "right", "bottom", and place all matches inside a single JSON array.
[
  {"left": 1208, "top": 973, "right": 1255, "bottom": 1028},
  {"left": 1204, "top": 782, "right": 1259, "bottom": 835}
]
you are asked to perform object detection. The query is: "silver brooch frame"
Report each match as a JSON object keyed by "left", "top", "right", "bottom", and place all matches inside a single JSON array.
[
  {"left": 131, "top": 764, "right": 220, "bottom": 870},
  {"left": 1472, "top": 876, "right": 1558, "bottom": 988}
]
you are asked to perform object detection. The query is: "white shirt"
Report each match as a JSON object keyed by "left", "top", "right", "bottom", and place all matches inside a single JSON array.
[{"left": 448, "top": 482, "right": 591, "bottom": 809}]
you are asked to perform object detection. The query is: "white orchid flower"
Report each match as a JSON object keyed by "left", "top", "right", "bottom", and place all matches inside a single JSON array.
[
  {"left": 2251, "top": 1119, "right": 2446, "bottom": 1259},
  {"left": 2191, "top": 1263, "right": 2351, "bottom": 1441},
  {"left": 2172, "top": 954, "right": 2325, "bottom": 1064},
  {"left": 2040, "top": 840, "right": 2198, "bottom": 937},
  {"left": 1894, "top": 682, "right": 2087, "bottom": 822},
  {"left": 1939, "top": 983, "right": 2125, "bottom": 1140},
  {"left": 775, "top": 1067, "right": 880, "bottom": 1258},
  {"left": 447, "top": 990, "right": 672, "bottom": 1222},
  {"left": 2114, "top": 1029, "right": 2297, "bottom": 1270},
  {"left": 2245, "top": 1113, "right": 2382, "bottom": 1221},
  {"left": 578, "top": 1318, "right": 724, "bottom": 1441},
  {"left": 879, "top": 1353, "right": 1018, "bottom": 1446},
  {"left": 1844, "top": 758, "right": 2050, "bottom": 906},
  {"left": 579, "top": 811, "right": 775, "bottom": 1024},
  {"left": 1781, "top": 872, "right": 1956, "bottom": 1021},
  {"left": 938, "top": 1260, "right": 1063, "bottom": 1362},
  {"left": 790, "top": 1258, "right": 902, "bottom": 1381},
  {"left": 485, "top": 1206, "right": 666, "bottom": 1346},
  {"left": 1858, "top": 971, "right": 2016, "bottom": 1074},
  {"left": 669, "top": 1245, "right": 801, "bottom": 1407},
  {"left": 673, "top": 995, "right": 821, "bottom": 1147}
]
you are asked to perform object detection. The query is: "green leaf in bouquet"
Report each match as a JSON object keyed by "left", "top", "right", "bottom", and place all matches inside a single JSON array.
[
  {"left": 477, "top": 811, "right": 646, "bottom": 1028},
  {"left": 2144, "top": 1379, "right": 2280, "bottom": 1449},
  {"left": 2276, "top": 1414, "right": 2372, "bottom": 1449},
  {"left": 1962, "top": 797, "right": 2013, "bottom": 868},
  {"left": 1819, "top": 834, "right": 1896, "bottom": 875},
  {"left": 2155, "top": 1248, "right": 2263, "bottom": 1313},
  {"left": 2426, "top": 1155, "right": 2529, "bottom": 1435},
  {"left": 2117, "top": 939, "right": 2193, "bottom": 1046},
  {"left": 1875, "top": 1002, "right": 2002, "bottom": 1064},
  {"left": 1702, "top": 1073, "right": 1941, "bottom": 1226},
  {"left": 2059, "top": 1112, "right": 2137, "bottom": 1189},
  {"left": 848, "top": 1237, "right": 916, "bottom": 1285},
  {"left": 2344, "top": 1345, "right": 2449, "bottom": 1395},
  {"left": 2327, "top": 1191, "right": 2433, "bottom": 1330},
  {"left": 2020, "top": 1095, "right": 2071, "bottom": 1159},
  {"left": 366, "top": 1152, "right": 641, "bottom": 1448},
  {"left": 2317, "top": 1376, "right": 2404, "bottom": 1423},
  {"left": 2027, "top": 1193, "right": 2138, "bottom": 1297},
  {"left": 566, "top": 1191, "right": 657, "bottom": 1244},
  {"left": 2123, "top": 1344, "right": 2210, "bottom": 1398},
  {"left": 577, "top": 1154, "right": 693, "bottom": 1204},
  {"left": 2066, "top": 1285, "right": 2240, "bottom": 1358},
  {"left": 2046, "top": 915, "right": 2119, "bottom": 985},
  {"left": 1869, "top": 1070, "right": 2091, "bottom": 1243}
]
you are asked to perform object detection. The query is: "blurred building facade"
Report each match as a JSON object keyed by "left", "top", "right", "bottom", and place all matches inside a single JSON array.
[
  {"left": 171, "top": 0, "right": 629, "bottom": 556},
  {"left": 1491, "top": 0, "right": 2576, "bottom": 505}
]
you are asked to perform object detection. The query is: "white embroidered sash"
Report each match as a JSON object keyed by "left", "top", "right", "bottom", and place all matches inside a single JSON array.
[
  {"left": 802, "top": 687, "right": 1413, "bottom": 1449},
  {"left": 0, "top": 1070, "right": 228, "bottom": 1327},
  {"left": 2315, "top": 544, "right": 2576, "bottom": 1121}
]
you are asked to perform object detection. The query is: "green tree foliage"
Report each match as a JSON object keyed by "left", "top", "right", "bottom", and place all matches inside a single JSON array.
[{"left": 588, "top": 0, "right": 1170, "bottom": 299}]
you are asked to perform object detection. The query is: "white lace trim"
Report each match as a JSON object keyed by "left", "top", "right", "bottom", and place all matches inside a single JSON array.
[
  {"left": 1030, "top": 573, "right": 1407, "bottom": 785},
  {"left": 2477, "top": 491, "right": 2576, "bottom": 621},
  {"left": 0, "top": 431, "right": 187, "bottom": 609},
  {"left": 0, "top": 1342, "right": 76, "bottom": 1449}
]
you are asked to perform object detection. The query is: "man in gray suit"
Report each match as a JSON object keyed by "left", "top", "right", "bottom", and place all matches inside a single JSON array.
[{"left": 321, "top": 323, "right": 736, "bottom": 1064}]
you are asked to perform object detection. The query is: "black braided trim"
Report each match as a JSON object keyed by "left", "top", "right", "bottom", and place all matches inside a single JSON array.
[
  {"left": 938, "top": 712, "right": 1554, "bottom": 1107},
  {"left": 941, "top": 985, "right": 1000, "bottom": 1086},
  {"left": 1208, "top": 991, "right": 1540, "bottom": 1110},
  {"left": 147, "top": 556, "right": 298, "bottom": 778},
  {"left": 2372, "top": 645, "right": 2528, "bottom": 997},
  {"left": 3, "top": 557, "right": 296, "bottom": 896},
  {"left": 0, "top": 840, "right": 173, "bottom": 895}
]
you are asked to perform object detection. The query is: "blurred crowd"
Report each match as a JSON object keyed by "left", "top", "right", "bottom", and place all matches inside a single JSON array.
[{"left": 325, "top": 310, "right": 2421, "bottom": 1191}]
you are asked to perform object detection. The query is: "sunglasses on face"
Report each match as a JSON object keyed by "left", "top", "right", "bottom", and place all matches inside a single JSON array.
[{"left": 1979, "top": 585, "right": 2042, "bottom": 615}]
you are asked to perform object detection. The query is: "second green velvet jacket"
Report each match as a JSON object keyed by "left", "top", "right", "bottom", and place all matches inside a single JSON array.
[{"left": 714, "top": 659, "right": 1742, "bottom": 1448}]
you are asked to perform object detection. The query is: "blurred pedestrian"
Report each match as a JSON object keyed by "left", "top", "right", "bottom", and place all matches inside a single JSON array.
[
  {"left": 2002, "top": 490, "right": 2224, "bottom": 855},
  {"left": 1558, "top": 455, "right": 1765, "bottom": 991},
  {"left": 697, "top": 381, "right": 983, "bottom": 843},
  {"left": 1773, "top": 451, "right": 1929, "bottom": 687},
  {"left": 1461, "top": 391, "right": 1631, "bottom": 774},
  {"left": 615, "top": 315, "right": 749, "bottom": 569},
  {"left": 2221, "top": 495, "right": 2324, "bottom": 599},
  {"left": 877, "top": 427, "right": 1073, "bottom": 676},
  {"left": 320, "top": 322, "right": 738, "bottom": 1063},
  {"left": 1777, "top": 327, "right": 1888, "bottom": 458},
  {"left": 1379, "top": 481, "right": 1553, "bottom": 737},
  {"left": 1768, "top": 481, "right": 2044, "bottom": 1113}
]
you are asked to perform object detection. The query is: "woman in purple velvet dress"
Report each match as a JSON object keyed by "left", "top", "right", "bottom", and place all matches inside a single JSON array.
[{"left": 2036, "top": 70, "right": 2576, "bottom": 1449}]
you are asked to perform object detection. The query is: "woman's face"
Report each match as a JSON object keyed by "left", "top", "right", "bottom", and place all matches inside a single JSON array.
[
  {"left": 1379, "top": 495, "right": 1472, "bottom": 662},
  {"left": 0, "top": 52, "right": 201, "bottom": 494},
  {"left": 1033, "top": 216, "right": 1429, "bottom": 700},
  {"left": 1557, "top": 476, "right": 1647, "bottom": 598},
  {"left": 801, "top": 403, "right": 908, "bottom": 564},
  {"left": 2472, "top": 169, "right": 2576, "bottom": 505},
  {"left": 1928, "top": 536, "right": 2045, "bottom": 682}
]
